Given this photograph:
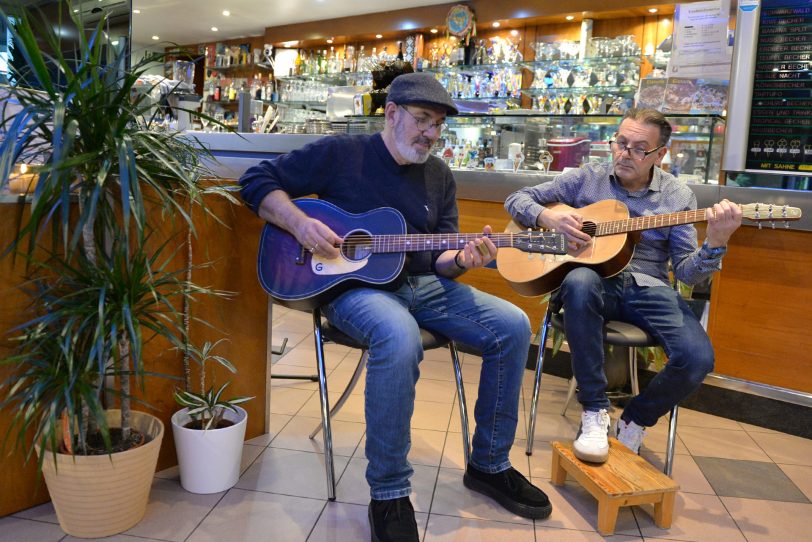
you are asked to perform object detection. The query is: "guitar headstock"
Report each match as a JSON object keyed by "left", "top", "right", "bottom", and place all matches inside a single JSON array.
[
  {"left": 740, "top": 203, "right": 802, "bottom": 224},
  {"left": 513, "top": 231, "right": 568, "bottom": 255}
]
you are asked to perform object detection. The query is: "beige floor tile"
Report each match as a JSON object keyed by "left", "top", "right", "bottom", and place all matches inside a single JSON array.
[
  {"left": 298, "top": 388, "right": 366, "bottom": 421},
  {"left": 722, "top": 496, "right": 812, "bottom": 542},
  {"left": 242, "top": 413, "right": 293, "bottom": 447},
  {"left": 448, "top": 392, "right": 478, "bottom": 434},
  {"left": 748, "top": 431, "right": 812, "bottom": 466},
  {"left": 412, "top": 399, "right": 454, "bottom": 432},
  {"left": 777, "top": 463, "right": 812, "bottom": 502},
  {"left": 269, "top": 329, "right": 311, "bottom": 349},
  {"left": 235, "top": 447, "right": 350, "bottom": 500},
  {"left": 674, "top": 408, "right": 743, "bottom": 430},
  {"left": 537, "top": 478, "right": 639, "bottom": 534},
  {"left": 440, "top": 434, "right": 530, "bottom": 476},
  {"left": 677, "top": 426, "right": 772, "bottom": 462},
  {"left": 186, "top": 488, "right": 324, "bottom": 542},
  {"left": 123, "top": 478, "right": 223, "bottom": 542},
  {"left": 620, "top": 492, "right": 746, "bottom": 541},
  {"left": 527, "top": 440, "right": 555, "bottom": 480},
  {"left": 0, "top": 516, "right": 65, "bottom": 542},
  {"left": 416, "top": 377, "right": 459, "bottom": 404},
  {"left": 534, "top": 525, "right": 643, "bottom": 541},
  {"left": 424, "top": 514, "right": 536, "bottom": 541},
  {"left": 335, "top": 456, "right": 438, "bottom": 512},
  {"left": 273, "top": 345, "right": 346, "bottom": 370},
  {"left": 155, "top": 442, "right": 265, "bottom": 482},
  {"left": 308, "top": 500, "right": 428, "bottom": 542},
  {"left": 64, "top": 535, "right": 159, "bottom": 541},
  {"left": 429, "top": 467, "right": 533, "bottom": 524},
  {"left": 640, "top": 451, "right": 715, "bottom": 495},
  {"left": 419, "top": 359, "right": 458, "bottom": 382},
  {"left": 270, "top": 415, "right": 364, "bottom": 457},
  {"left": 409, "top": 428, "right": 449, "bottom": 467},
  {"left": 528, "top": 409, "right": 582, "bottom": 444},
  {"left": 269, "top": 387, "right": 315, "bottom": 415},
  {"left": 461, "top": 360, "right": 483, "bottom": 384},
  {"left": 738, "top": 421, "right": 782, "bottom": 435}
]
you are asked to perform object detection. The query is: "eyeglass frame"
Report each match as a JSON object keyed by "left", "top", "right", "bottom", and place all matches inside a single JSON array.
[
  {"left": 398, "top": 105, "right": 447, "bottom": 133},
  {"left": 609, "top": 134, "right": 665, "bottom": 161}
]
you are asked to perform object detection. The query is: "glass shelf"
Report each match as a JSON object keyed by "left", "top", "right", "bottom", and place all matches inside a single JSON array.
[
  {"left": 521, "top": 56, "right": 642, "bottom": 69},
  {"left": 522, "top": 86, "right": 639, "bottom": 95},
  {"left": 206, "top": 63, "right": 271, "bottom": 71},
  {"left": 423, "top": 62, "right": 523, "bottom": 74},
  {"left": 277, "top": 71, "right": 372, "bottom": 83}
]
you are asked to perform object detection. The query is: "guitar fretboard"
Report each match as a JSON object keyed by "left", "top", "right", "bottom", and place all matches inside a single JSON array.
[
  {"left": 367, "top": 233, "right": 515, "bottom": 253},
  {"left": 594, "top": 209, "right": 708, "bottom": 237}
]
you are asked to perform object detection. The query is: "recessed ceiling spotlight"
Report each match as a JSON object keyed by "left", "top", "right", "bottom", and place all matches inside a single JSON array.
[
  {"left": 648, "top": 8, "right": 659, "bottom": 13},
  {"left": 133, "top": 9, "right": 140, "bottom": 14},
  {"left": 222, "top": 10, "right": 231, "bottom": 16},
  {"left": 430, "top": 28, "right": 438, "bottom": 34},
  {"left": 211, "top": 27, "right": 218, "bottom": 32},
  {"left": 375, "top": 34, "right": 383, "bottom": 39},
  {"left": 565, "top": 15, "right": 575, "bottom": 21},
  {"left": 151, "top": 35, "right": 160, "bottom": 40},
  {"left": 326, "top": 39, "right": 333, "bottom": 44},
  {"left": 492, "top": 21, "right": 501, "bottom": 28},
  {"left": 510, "top": 29, "right": 519, "bottom": 37}
]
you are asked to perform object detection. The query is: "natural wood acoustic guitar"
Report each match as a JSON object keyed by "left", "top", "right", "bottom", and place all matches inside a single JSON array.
[{"left": 497, "top": 199, "right": 802, "bottom": 297}]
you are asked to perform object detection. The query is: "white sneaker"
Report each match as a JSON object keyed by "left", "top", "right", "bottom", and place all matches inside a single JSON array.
[
  {"left": 573, "top": 409, "right": 610, "bottom": 463},
  {"left": 616, "top": 418, "right": 646, "bottom": 454}
]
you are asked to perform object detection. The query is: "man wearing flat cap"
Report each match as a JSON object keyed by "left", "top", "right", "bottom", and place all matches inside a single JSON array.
[{"left": 240, "top": 72, "right": 551, "bottom": 541}]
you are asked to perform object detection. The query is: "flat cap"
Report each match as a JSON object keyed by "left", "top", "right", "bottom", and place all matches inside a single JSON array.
[{"left": 386, "top": 72, "right": 459, "bottom": 116}]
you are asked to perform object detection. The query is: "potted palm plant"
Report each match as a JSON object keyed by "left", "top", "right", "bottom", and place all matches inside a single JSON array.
[
  {"left": 171, "top": 340, "right": 253, "bottom": 494},
  {"left": 0, "top": 2, "right": 235, "bottom": 537}
]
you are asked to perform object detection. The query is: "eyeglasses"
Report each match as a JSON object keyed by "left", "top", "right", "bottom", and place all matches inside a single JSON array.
[
  {"left": 609, "top": 137, "right": 664, "bottom": 161},
  {"left": 399, "top": 105, "right": 446, "bottom": 133}
]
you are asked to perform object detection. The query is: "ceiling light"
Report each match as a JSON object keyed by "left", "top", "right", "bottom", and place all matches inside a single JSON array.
[
  {"left": 510, "top": 29, "right": 519, "bottom": 37},
  {"left": 112, "top": 40, "right": 119, "bottom": 46},
  {"left": 430, "top": 28, "right": 438, "bottom": 34},
  {"left": 133, "top": 9, "right": 140, "bottom": 14},
  {"left": 211, "top": 27, "right": 218, "bottom": 32},
  {"left": 492, "top": 22, "right": 500, "bottom": 28},
  {"left": 375, "top": 34, "right": 383, "bottom": 39},
  {"left": 222, "top": 10, "right": 231, "bottom": 16},
  {"left": 326, "top": 39, "right": 333, "bottom": 44},
  {"left": 648, "top": 8, "right": 659, "bottom": 13},
  {"left": 565, "top": 15, "right": 575, "bottom": 21},
  {"left": 151, "top": 35, "right": 160, "bottom": 41}
]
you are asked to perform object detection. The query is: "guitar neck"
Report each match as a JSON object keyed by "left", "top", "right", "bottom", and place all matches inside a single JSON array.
[
  {"left": 595, "top": 209, "right": 709, "bottom": 237},
  {"left": 367, "top": 233, "right": 515, "bottom": 253}
]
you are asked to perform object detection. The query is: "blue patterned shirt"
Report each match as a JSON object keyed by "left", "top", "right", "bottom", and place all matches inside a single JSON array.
[{"left": 504, "top": 161, "right": 723, "bottom": 287}]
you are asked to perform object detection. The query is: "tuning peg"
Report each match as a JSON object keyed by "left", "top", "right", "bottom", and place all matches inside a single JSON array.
[
  {"left": 770, "top": 221, "right": 776, "bottom": 229},
  {"left": 758, "top": 222, "right": 763, "bottom": 230}
]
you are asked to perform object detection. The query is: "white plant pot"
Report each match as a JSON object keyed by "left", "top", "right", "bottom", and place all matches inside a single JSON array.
[{"left": 171, "top": 405, "right": 247, "bottom": 494}]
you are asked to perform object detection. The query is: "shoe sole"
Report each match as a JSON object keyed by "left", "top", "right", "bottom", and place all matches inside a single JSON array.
[
  {"left": 572, "top": 444, "right": 608, "bottom": 464},
  {"left": 462, "top": 473, "right": 553, "bottom": 520}
]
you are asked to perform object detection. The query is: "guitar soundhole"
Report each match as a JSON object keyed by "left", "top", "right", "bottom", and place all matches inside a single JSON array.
[
  {"left": 342, "top": 230, "right": 373, "bottom": 261},
  {"left": 582, "top": 221, "right": 597, "bottom": 237}
]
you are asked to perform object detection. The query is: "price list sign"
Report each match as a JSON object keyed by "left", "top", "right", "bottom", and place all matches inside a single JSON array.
[{"left": 746, "top": 0, "right": 812, "bottom": 173}]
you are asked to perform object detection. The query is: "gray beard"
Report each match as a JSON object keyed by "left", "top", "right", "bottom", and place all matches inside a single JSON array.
[{"left": 393, "top": 117, "right": 433, "bottom": 164}]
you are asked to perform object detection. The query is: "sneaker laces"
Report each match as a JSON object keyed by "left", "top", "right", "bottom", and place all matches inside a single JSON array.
[{"left": 579, "top": 409, "right": 610, "bottom": 441}]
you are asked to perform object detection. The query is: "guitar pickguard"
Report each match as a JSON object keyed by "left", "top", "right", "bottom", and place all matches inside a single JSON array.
[{"left": 311, "top": 254, "right": 368, "bottom": 275}]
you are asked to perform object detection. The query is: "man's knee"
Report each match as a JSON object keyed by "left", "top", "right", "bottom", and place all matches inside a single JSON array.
[{"left": 559, "top": 267, "right": 602, "bottom": 308}]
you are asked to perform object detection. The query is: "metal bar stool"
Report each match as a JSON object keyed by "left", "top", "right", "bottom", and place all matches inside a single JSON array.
[
  {"left": 308, "top": 307, "right": 471, "bottom": 500},
  {"left": 526, "top": 305, "right": 680, "bottom": 476}
]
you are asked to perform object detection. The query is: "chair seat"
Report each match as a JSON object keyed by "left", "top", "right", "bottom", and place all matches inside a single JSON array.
[
  {"left": 321, "top": 320, "right": 451, "bottom": 351},
  {"left": 550, "top": 313, "right": 656, "bottom": 348}
]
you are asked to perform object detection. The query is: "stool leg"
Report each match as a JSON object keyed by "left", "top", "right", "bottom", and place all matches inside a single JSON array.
[
  {"left": 597, "top": 497, "right": 621, "bottom": 536},
  {"left": 313, "top": 309, "right": 336, "bottom": 501},
  {"left": 629, "top": 347, "right": 640, "bottom": 396},
  {"left": 526, "top": 308, "right": 552, "bottom": 456},
  {"left": 449, "top": 342, "right": 471, "bottom": 467},
  {"left": 664, "top": 404, "right": 679, "bottom": 476},
  {"left": 654, "top": 491, "right": 676, "bottom": 528},
  {"left": 561, "top": 377, "right": 578, "bottom": 416},
  {"left": 310, "top": 350, "right": 368, "bottom": 439}
]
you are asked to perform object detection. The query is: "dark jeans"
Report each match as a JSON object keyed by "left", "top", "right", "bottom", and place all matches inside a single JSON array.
[{"left": 554, "top": 268, "right": 714, "bottom": 427}]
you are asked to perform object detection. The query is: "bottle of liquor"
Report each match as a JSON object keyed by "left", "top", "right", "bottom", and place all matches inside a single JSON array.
[
  {"left": 357, "top": 45, "right": 366, "bottom": 71},
  {"left": 396, "top": 41, "right": 404, "bottom": 60}
]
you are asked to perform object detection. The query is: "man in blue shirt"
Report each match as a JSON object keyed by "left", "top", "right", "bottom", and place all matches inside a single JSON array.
[
  {"left": 241, "top": 73, "right": 551, "bottom": 542},
  {"left": 505, "top": 108, "right": 742, "bottom": 464}
]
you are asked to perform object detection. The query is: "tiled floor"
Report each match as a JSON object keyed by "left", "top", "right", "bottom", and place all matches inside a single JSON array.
[{"left": 3, "top": 305, "right": 812, "bottom": 541}]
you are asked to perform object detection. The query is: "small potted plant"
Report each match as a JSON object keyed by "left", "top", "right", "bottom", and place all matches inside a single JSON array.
[{"left": 171, "top": 340, "right": 253, "bottom": 494}]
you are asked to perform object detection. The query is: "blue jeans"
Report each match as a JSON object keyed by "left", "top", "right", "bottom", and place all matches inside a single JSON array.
[
  {"left": 323, "top": 274, "right": 531, "bottom": 500},
  {"left": 555, "top": 268, "right": 714, "bottom": 428}
]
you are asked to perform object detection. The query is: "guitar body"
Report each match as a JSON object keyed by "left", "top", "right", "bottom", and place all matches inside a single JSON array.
[
  {"left": 258, "top": 199, "right": 406, "bottom": 311},
  {"left": 497, "top": 200, "right": 636, "bottom": 297}
]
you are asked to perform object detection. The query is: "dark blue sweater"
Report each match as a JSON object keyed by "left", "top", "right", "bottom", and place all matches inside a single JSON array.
[{"left": 239, "top": 133, "right": 459, "bottom": 275}]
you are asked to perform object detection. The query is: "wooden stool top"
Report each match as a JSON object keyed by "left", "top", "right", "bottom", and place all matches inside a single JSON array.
[{"left": 552, "top": 438, "right": 679, "bottom": 497}]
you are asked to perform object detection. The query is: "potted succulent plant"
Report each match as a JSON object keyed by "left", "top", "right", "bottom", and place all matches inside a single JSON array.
[
  {"left": 171, "top": 340, "right": 253, "bottom": 494},
  {"left": 0, "top": 2, "right": 234, "bottom": 537}
]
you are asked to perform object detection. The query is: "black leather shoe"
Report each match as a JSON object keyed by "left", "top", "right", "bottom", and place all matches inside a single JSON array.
[
  {"left": 463, "top": 465, "right": 553, "bottom": 519},
  {"left": 368, "top": 497, "right": 419, "bottom": 542}
]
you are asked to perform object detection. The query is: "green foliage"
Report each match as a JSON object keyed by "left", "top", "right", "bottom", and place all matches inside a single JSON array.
[
  {"left": 173, "top": 340, "right": 253, "bottom": 430},
  {"left": 0, "top": 1, "right": 237, "bottom": 461}
]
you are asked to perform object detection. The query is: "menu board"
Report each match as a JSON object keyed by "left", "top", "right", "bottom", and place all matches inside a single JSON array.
[
  {"left": 636, "top": 78, "right": 728, "bottom": 114},
  {"left": 745, "top": 0, "right": 812, "bottom": 174}
]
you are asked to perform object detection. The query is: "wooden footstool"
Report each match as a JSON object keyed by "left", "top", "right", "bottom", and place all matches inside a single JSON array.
[{"left": 551, "top": 438, "right": 679, "bottom": 535}]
